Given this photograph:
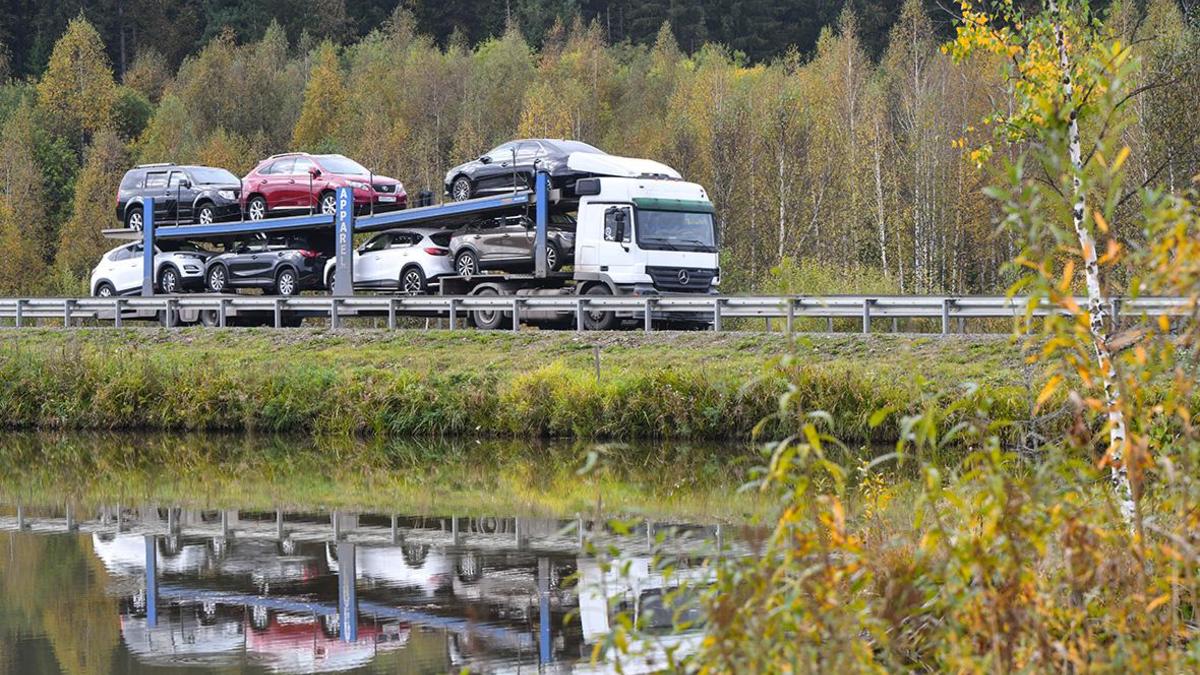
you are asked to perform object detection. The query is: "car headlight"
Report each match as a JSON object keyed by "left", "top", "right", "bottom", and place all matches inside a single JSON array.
[
  {"left": 347, "top": 181, "right": 369, "bottom": 190},
  {"left": 217, "top": 190, "right": 236, "bottom": 200},
  {"left": 183, "top": 265, "right": 200, "bottom": 273}
]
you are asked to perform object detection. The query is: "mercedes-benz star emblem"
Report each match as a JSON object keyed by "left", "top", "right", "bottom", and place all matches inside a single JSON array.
[{"left": 677, "top": 269, "right": 690, "bottom": 286}]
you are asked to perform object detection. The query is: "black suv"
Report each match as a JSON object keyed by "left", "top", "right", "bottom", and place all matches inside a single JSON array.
[
  {"left": 204, "top": 234, "right": 330, "bottom": 296},
  {"left": 116, "top": 163, "right": 243, "bottom": 230}
]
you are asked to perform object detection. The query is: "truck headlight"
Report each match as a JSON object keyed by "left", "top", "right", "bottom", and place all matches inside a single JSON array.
[{"left": 217, "top": 190, "right": 236, "bottom": 200}]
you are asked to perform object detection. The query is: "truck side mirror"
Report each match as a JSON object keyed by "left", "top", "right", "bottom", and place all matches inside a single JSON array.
[{"left": 613, "top": 211, "right": 626, "bottom": 242}]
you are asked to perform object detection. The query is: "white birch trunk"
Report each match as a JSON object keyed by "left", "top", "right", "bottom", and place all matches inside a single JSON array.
[
  {"left": 1054, "top": 4, "right": 1136, "bottom": 524},
  {"left": 873, "top": 122, "right": 888, "bottom": 276}
]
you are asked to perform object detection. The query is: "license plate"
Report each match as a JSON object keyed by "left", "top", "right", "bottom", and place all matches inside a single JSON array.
[{"left": 378, "top": 196, "right": 396, "bottom": 203}]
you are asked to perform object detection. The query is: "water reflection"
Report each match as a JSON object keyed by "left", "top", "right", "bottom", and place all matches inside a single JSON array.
[{"left": 1, "top": 505, "right": 732, "bottom": 673}]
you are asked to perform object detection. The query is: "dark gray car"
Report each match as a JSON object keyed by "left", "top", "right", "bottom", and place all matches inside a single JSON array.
[
  {"left": 443, "top": 139, "right": 606, "bottom": 202},
  {"left": 449, "top": 214, "right": 576, "bottom": 277}
]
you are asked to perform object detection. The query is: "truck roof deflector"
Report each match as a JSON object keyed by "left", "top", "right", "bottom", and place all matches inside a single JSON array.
[{"left": 566, "top": 153, "right": 682, "bottom": 180}]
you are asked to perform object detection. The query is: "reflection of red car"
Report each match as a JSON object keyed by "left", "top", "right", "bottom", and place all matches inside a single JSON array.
[{"left": 241, "top": 153, "right": 406, "bottom": 220}]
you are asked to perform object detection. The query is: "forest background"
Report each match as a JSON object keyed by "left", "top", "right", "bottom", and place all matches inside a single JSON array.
[{"left": 0, "top": 0, "right": 1195, "bottom": 296}]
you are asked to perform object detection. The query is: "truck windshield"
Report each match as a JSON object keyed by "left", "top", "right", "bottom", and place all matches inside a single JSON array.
[{"left": 635, "top": 210, "right": 717, "bottom": 252}]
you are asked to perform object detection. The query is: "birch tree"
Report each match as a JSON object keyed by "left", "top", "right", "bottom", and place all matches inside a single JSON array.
[{"left": 947, "top": 0, "right": 1139, "bottom": 524}]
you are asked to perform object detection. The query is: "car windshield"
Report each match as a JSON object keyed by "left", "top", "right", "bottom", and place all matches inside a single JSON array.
[
  {"left": 315, "top": 155, "right": 369, "bottom": 175},
  {"left": 550, "top": 140, "right": 606, "bottom": 155},
  {"left": 635, "top": 210, "right": 717, "bottom": 252},
  {"left": 188, "top": 167, "right": 239, "bottom": 184}
]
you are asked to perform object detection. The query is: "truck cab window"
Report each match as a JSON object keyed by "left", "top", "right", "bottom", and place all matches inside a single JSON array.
[{"left": 604, "top": 206, "right": 631, "bottom": 243}]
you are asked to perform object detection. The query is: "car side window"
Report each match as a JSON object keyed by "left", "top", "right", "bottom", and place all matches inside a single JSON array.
[
  {"left": 604, "top": 206, "right": 632, "bottom": 243},
  {"left": 487, "top": 143, "right": 514, "bottom": 162},
  {"left": 391, "top": 234, "right": 415, "bottom": 248},
  {"left": 292, "top": 158, "right": 316, "bottom": 174},
  {"left": 110, "top": 247, "right": 130, "bottom": 262},
  {"left": 168, "top": 171, "right": 186, "bottom": 188},
  {"left": 515, "top": 142, "right": 541, "bottom": 161},
  {"left": 264, "top": 159, "right": 292, "bottom": 175},
  {"left": 145, "top": 172, "right": 168, "bottom": 189},
  {"left": 363, "top": 234, "right": 391, "bottom": 252}
]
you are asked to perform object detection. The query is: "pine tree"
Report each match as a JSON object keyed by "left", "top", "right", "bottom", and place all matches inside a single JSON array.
[{"left": 292, "top": 41, "right": 347, "bottom": 151}]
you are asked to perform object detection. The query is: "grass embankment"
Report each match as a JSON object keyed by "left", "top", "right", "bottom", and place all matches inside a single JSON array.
[{"left": 0, "top": 328, "right": 1031, "bottom": 440}]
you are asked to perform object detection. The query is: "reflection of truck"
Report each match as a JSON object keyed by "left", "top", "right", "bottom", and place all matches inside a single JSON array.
[{"left": 443, "top": 155, "right": 721, "bottom": 330}]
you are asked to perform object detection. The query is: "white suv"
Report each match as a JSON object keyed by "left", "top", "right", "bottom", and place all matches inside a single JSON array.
[
  {"left": 324, "top": 229, "right": 453, "bottom": 294},
  {"left": 90, "top": 242, "right": 212, "bottom": 296}
]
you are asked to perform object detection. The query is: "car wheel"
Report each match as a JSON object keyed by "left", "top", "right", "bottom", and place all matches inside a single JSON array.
[
  {"left": 95, "top": 282, "right": 116, "bottom": 298},
  {"left": 471, "top": 287, "right": 510, "bottom": 330},
  {"left": 247, "top": 196, "right": 267, "bottom": 221},
  {"left": 159, "top": 266, "right": 181, "bottom": 294},
  {"left": 401, "top": 266, "right": 426, "bottom": 294},
  {"left": 275, "top": 268, "right": 298, "bottom": 296},
  {"left": 451, "top": 176, "right": 472, "bottom": 202},
  {"left": 455, "top": 250, "right": 479, "bottom": 279},
  {"left": 546, "top": 241, "right": 562, "bottom": 272},
  {"left": 125, "top": 209, "right": 143, "bottom": 231},
  {"left": 319, "top": 191, "right": 336, "bottom": 215},
  {"left": 582, "top": 284, "right": 617, "bottom": 331},
  {"left": 206, "top": 265, "right": 228, "bottom": 293},
  {"left": 195, "top": 203, "right": 216, "bottom": 225}
]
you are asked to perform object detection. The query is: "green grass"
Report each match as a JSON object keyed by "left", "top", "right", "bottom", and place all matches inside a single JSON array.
[{"left": 0, "top": 328, "right": 1032, "bottom": 440}]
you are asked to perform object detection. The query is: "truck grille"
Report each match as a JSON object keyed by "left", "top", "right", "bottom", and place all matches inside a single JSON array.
[{"left": 646, "top": 266, "right": 717, "bottom": 292}]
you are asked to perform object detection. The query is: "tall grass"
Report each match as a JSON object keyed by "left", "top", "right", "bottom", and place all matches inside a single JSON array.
[{"left": 0, "top": 336, "right": 1033, "bottom": 441}]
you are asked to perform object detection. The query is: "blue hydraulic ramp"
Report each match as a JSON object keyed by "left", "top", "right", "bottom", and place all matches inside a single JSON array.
[{"left": 351, "top": 190, "right": 534, "bottom": 233}]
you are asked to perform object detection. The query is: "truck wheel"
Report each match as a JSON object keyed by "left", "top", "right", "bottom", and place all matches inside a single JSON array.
[
  {"left": 582, "top": 285, "right": 617, "bottom": 331},
  {"left": 471, "top": 287, "right": 510, "bottom": 330}
]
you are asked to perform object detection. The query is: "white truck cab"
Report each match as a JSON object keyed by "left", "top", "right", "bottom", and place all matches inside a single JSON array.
[{"left": 572, "top": 175, "right": 720, "bottom": 296}]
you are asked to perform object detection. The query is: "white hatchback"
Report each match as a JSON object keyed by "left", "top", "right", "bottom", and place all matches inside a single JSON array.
[
  {"left": 90, "top": 242, "right": 211, "bottom": 296},
  {"left": 324, "top": 229, "right": 453, "bottom": 294}
]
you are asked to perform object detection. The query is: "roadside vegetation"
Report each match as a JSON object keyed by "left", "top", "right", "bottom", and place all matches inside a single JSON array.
[{"left": 0, "top": 329, "right": 1031, "bottom": 440}]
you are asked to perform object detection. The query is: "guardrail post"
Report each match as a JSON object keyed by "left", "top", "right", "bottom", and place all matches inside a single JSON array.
[
  {"left": 575, "top": 296, "right": 585, "bottom": 332},
  {"left": 861, "top": 298, "right": 874, "bottom": 334},
  {"left": 941, "top": 298, "right": 953, "bottom": 335},
  {"left": 113, "top": 299, "right": 123, "bottom": 327},
  {"left": 1109, "top": 297, "right": 1122, "bottom": 332},
  {"left": 826, "top": 316, "right": 833, "bottom": 332},
  {"left": 511, "top": 296, "right": 521, "bottom": 333},
  {"left": 14, "top": 299, "right": 23, "bottom": 328},
  {"left": 643, "top": 298, "right": 654, "bottom": 332},
  {"left": 786, "top": 298, "right": 795, "bottom": 335},
  {"left": 712, "top": 298, "right": 722, "bottom": 332},
  {"left": 330, "top": 298, "right": 340, "bottom": 329},
  {"left": 448, "top": 298, "right": 457, "bottom": 330},
  {"left": 388, "top": 298, "right": 398, "bottom": 330},
  {"left": 217, "top": 298, "right": 228, "bottom": 328},
  {"left": 63, "top": 299, "right": 73, "bottom": 328},
  {"left": 273, "top": 298, "right": 283, "bottom": 328}
]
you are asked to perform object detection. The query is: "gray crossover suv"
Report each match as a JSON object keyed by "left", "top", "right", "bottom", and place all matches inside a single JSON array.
[{"left": 449, "top": 213, "right": 576, "bottom": 278}]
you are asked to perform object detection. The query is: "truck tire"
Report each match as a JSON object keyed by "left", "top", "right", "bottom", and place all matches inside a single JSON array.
[
  {"left": 471, "top": 287, "right": 511, "bottom": 330},
  {"left": 581, "top": 285, "right": 617, "bottom": 331}
]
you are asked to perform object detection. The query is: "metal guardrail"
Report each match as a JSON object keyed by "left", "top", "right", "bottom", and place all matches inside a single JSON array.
[{"left": 0, "top": 294, "right": 1192, "bottom": 333}]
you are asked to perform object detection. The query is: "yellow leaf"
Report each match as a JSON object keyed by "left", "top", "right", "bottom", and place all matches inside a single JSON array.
[
  {"left": 1036, "top": 375, "right": 1062, "bottom": 410},
  {"left": 1158, "top": 315, "right": 1170, "bottom": 332},
  {"left": 1093, "top": 210, "right": 1109, "bottom": 234},
  {"left": 1112, "top": 146, "right": 1130, "bottom": 173},
  {"left": 1146, "top": 593, "right": 1171, "bottom": 612}
]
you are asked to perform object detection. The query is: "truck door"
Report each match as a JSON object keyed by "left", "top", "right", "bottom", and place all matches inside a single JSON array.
[{"left": 596, "top": 205, "right": 634, "bottom": 271}]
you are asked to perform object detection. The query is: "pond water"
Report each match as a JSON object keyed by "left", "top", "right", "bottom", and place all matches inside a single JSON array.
[{"left": 0, "top": 433, "right": 758, "bottom": 674}]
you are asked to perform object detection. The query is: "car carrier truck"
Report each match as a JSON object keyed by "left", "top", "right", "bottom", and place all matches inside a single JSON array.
[{"left": 99, "top": 153, "right": 721, "bottom": 330}]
